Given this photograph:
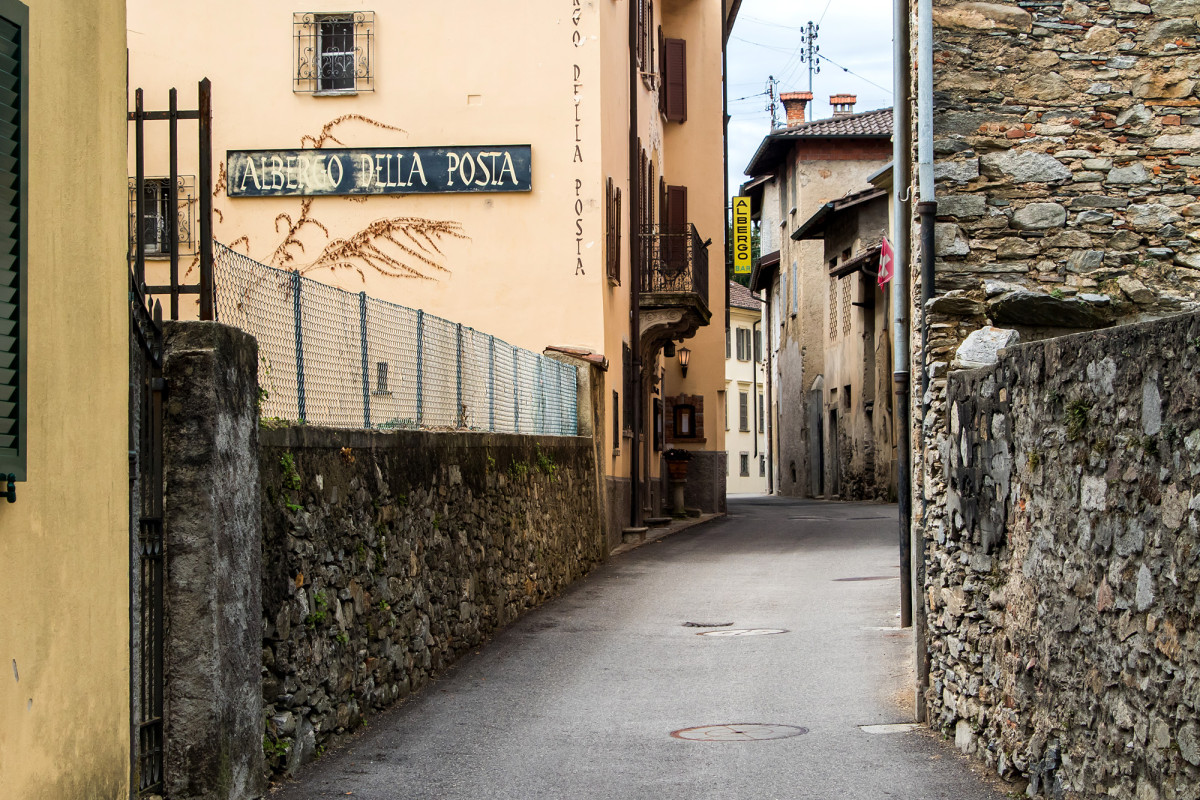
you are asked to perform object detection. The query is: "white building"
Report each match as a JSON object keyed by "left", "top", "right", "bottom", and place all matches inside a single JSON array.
[{"left": 725, "top": 280, "right": 768, "bottom": 494}]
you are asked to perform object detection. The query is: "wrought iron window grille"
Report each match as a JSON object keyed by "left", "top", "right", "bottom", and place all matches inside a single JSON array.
[
  {"left": 294, "top": 11, "right": 374, "bottom": 95},
  {"left": 128, "top": 176, "right": 197, "bottom": 259}
]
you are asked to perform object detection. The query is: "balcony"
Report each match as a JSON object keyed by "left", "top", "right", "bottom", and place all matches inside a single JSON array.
[{"left": 637, "top": 224, "right": 712, "bottom": 358}]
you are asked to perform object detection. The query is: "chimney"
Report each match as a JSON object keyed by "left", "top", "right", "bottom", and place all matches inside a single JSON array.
[
  {"left": 830, "top": 94, "right": 857, "bottom": 117},
  {"left": 779, "top": 91, "right": 813, "bottom": 126}
]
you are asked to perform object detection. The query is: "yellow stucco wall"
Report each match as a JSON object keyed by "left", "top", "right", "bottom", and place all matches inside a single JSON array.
[
  {"left": 0, "top": 1, "right": 131, "bottom": 799},
  {"left": 128, "top": 0, "right": 608, "bottom": 356},
  {"left": 127, "top": 0, "right": 728, "bottom": 489}
]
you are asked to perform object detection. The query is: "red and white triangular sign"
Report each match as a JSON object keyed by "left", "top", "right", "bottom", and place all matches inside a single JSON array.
[{"left": 878, "top": 236, "right": 895, "bottom": 288}]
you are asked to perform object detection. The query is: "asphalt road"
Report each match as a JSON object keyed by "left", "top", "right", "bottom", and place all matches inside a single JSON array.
[{"left": 270, "top": 496, "right": 1012, "bottom": 800}]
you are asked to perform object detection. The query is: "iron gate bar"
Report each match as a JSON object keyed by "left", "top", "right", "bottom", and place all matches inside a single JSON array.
[
  {"left": 168, "top": 88, "right": 178, "bottom": 320},
  {"left": 291, "top": 270, "right": 306, "bottom": 422},
  {"left": 134, "top": 90, "right": 145, "bottom": 290},
  {"left": 198, "top": 78, "right": 213, "bottom": 321},
  {"left": 126, "top": 78, "right": 213, "bottom": 322}
]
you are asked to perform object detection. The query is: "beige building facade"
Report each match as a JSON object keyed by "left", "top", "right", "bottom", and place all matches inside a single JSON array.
[
  {"left": 724, "top": 280, "right": 767, "bottom": 494},
  {"left": 1, "top": 0, "right": 132, "bottom": 798},
  {"left": 744, "top": 95, "right": 892, "bottom": 499},
  {"left": 128, "top": 0, "right": 740, "bottom": 544}
]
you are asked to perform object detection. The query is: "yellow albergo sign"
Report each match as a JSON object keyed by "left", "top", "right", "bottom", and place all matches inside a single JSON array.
[{"left": 732, "top": 196, "right": 752, "bottom": 274}]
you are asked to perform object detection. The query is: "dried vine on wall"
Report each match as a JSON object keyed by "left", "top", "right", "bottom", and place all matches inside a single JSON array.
[{"left": 218, "top": 114, "right": 467, "bottom": 282}]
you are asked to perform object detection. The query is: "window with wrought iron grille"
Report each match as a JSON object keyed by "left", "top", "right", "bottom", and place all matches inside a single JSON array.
[
  {"left": 828, "top": 276, "right": 838, "bottom": 340},
  {"left": 842, "top": 275, "right": 852, "bottom": 336},
  {"left": 294, "top": 12, "right": 374, "bottom": 94},
  {"left": 128, "top": 176, "right": 197, "bottom": 258}
]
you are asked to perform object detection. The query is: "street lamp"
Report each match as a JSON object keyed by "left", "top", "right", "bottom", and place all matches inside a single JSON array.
[{"left": 677, "top": 346, "right": 691, "bottom": 378}]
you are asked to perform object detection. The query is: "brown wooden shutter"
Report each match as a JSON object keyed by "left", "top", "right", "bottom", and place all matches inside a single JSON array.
[
  {"left": 665, "top": 184, "right": 687, "bottom": 270},
  {"left": 658, "top": 26, "right": 666, "bottom": 113},
  {"left": 664, "top": 38, "right": 687, "bottom": 123}
]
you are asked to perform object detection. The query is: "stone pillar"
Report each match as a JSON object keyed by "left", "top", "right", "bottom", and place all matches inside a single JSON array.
[{"left": 163, "top": 322, "right": 265, "bottom": 800}]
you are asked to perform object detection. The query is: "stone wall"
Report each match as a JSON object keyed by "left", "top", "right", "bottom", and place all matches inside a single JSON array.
[
  {"left": 258, "top": 427, "right": 604, "bottom": 776},
  {"left": 918, "top": 2, "right": 1200, "bottom": 787},
  {"left": 935, "top": 313, "right": 1200, "bottom": 798}
]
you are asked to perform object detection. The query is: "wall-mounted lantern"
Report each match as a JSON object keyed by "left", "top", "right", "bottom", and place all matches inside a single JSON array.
[{"left": 678, "top": 346, "right": 691, "bottom": 378}]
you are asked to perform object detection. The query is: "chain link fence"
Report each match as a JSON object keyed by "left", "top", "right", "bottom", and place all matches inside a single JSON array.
[{"left": 213, "top": 243, "right": 578, "bottom": 435}]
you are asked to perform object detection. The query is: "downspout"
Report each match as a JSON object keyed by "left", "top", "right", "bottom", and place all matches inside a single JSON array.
[
  {"left": 629, "top": 0, "right": 643, "bottom": 530},
  {"left": 892, "top": 0, "right": 914, "bottom": 636},
  {"left": 752, "top": 318, "right": 760, "bottom": 459},
  {"left": 765, "top": 287, "right": 774, "bottom": 494},
  {"left": 724, "top": 38, "right": 731, "bottom": 333},
  {"left": 914, "top": 0, "right": 936, "bottom": 724}
]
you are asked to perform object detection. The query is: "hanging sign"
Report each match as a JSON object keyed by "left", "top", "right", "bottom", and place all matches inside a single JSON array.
[
  {"left": 227, "top": 145, "right": 533, "bottom": 197},
  {"left": 732, "top": 195, "right": 752, "bottom": 274},
  {"left": 879, "top": 235, "right": 895, "bottom": 287}
]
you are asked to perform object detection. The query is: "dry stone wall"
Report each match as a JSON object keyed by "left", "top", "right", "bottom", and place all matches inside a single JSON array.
[
  {"left": 936, "top": 313, "right": 1200, "bottom": 799},
  {"left": 920, "top": 5, "right": 1200, "bottom": 792},
  {"left": 258, "top": 427, "right": 603, "bottom": 777}
]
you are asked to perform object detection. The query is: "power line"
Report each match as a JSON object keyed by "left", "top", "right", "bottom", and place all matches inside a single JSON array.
[
  {"left": 817, "top": 53, "right": 893, "bottom": 96},
  {"left": 818, "top": 0, "right": 834, "bottom": 24}
]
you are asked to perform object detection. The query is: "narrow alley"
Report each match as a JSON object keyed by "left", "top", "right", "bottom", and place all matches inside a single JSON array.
[{"left": 270, "top": 498, "right": 1008, "bottom": 800}]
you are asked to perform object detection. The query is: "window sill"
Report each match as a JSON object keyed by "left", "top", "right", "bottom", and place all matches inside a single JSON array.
[{"left": 313, "top": 89, "right": 359, "bottom": 97}]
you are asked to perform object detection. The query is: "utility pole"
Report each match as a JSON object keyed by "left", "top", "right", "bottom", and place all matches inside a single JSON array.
[
  {"left": 766, "top": 75, "right": 780, "bottom": 129},
  {"left": 800, "top": 21, "right": 820, "bottom": 93}
]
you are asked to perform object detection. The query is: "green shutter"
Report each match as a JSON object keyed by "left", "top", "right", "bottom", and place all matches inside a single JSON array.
[{"left": 0, "top": 0, "right": 25, "bottom": 480}]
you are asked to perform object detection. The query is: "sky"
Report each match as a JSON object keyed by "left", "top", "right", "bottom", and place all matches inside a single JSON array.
[{"left": 725, "top": 0, "right": 895, "bottom": 199}]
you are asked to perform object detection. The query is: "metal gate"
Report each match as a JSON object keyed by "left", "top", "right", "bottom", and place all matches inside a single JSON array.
[
  {"left": 129, "top": 281, "right": 164, "bottom": 795},
  {"left": 127, "top": 78, "right": 213, "bottom": 797}
]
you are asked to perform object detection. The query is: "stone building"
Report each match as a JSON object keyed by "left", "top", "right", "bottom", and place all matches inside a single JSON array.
[
  {"left": 724, "top": 279, "right": 767, "bottom": 494},
  {"left": 127, "top": 0, "right": 743, "bottom": 546},
  {"left": 742, "top": 94, "right": 892, "bottom": 497},
  {"left": 902, "top": 0, "right": 1200, "bottom": 795},
  {"left": 791, "top": 168, "right": 897, "bottom": 501}
]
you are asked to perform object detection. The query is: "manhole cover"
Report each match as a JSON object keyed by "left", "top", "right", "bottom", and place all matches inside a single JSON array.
[
  {"left": 671, "top": 723, "right": 808, "bottom": 741},
  {"left": 696, "top": 628, "right": 788, "bottom": 637},
  {"left": 833, "top": 576, "right": 896, "bottom": 582}
]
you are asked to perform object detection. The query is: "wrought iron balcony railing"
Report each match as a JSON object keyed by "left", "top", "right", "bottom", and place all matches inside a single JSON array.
[{"left": 639, "top": 224, "right": 709, "bottom": 311}]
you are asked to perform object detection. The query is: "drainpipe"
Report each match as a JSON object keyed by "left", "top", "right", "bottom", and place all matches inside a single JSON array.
[
  {"left": 765, "top": 287, "right": 774, "bottom": 494},
  {"left": 892, "top": 0, "right": 914, "bottom": 637},
  {"left": 628, "top": 0, "right": 643, "bottom": 530},
  {"left": 752, "top": 318, "right": 760, "bottom": 459},
  {"left": 913, "top": 0, "right": 935, "bottom": 725}
]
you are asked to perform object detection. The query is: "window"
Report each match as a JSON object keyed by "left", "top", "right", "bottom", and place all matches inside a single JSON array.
[
  {"left": 666, "top": 394, "right": 704, "bottom": 442},
  {"left": 758, "top": 392, "right": 765, "bottom": 432},
  {"left": 754, "top": 329, "right": 762, "bottom": 363},
  {"left": 0, "top": 0, "right": 24, "bottom": 481},
  {"left": 735, "top": 328, "right": 751, "bottom": 361},
  {"left": 605, "top": 177, "right": 621, "bottom": 285},
  {"left": 129, "top": 176, "right": 196, "bottom": 258},
  {"left": 374, "top": 362, "right": 389, "bottom": 395},
  {"left": 622, "top": 343, "right": 633, "bottom": 434},
  {"left": 674, "top": 404, "right": 695, "bottom": 438},
  {"left": 739, "top": 391, "right": 749, "bottom": 432},
  {"left": 612, "top": 390, "right": 620, "bottom": 450},
  {"left": 760, "top": 455, "right": 766, "bottom": 476},
  {"left": 725, "top": 327, "right": 731, "bottom": 359},
  {"left": 294, "top": 12, "right": 374, "bottom": 94},
  {"left": 829, "top": 276, "right": 838, "bottom": 340},
  {"left": 740, "top": 453, "right": 750, "bottom": 477},
  {"left": 791, "top": 262, "right": 798, "bottom": 316}
]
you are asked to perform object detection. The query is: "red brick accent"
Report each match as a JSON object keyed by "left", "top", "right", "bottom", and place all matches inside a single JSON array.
[{"left": 665, "top": 393, "right": 705, "bottom": 443}]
